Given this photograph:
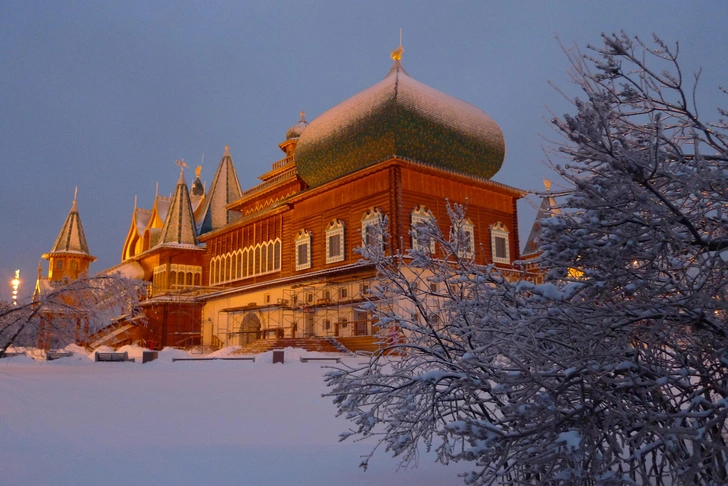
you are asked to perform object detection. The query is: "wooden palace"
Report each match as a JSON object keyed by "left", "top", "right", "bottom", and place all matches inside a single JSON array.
[{"left": 37, "top": 45, "right": 546, "bottom": 353}]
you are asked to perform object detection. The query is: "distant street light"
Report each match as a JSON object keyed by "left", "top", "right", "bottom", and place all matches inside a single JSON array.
[{"left": 11, "top": 269, "right": 20, "bottom": 306}]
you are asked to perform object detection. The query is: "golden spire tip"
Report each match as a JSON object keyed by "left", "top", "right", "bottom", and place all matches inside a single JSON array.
[{"left": 391, "top": 28, "right": 404, "bottom": 61}]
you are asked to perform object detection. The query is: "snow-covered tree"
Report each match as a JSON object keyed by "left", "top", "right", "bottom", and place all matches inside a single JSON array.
[
  {"left": 0, "top": 274, "right": 146, "bottom": 356},
  {"left": 327, "top": 32, "right": 728, "bottom": 485}
]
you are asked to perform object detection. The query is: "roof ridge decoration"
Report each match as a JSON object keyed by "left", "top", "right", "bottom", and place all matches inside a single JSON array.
[
  {"left": 295, "top": 45, "right": 506, "bottom": 187},
  {"left": 49, "top": 188, "right": 93, "bottom": 256},
  {"left": 159, "top": 169, "right": 199, "bottom": 247},
  {"left": 197, "top": 146, "right": 243, "bottom": 235}
]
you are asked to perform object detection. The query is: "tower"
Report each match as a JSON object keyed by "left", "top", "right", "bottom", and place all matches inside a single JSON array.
[{"left": 42, "top": 189, "right": 96, "bottom": 282}]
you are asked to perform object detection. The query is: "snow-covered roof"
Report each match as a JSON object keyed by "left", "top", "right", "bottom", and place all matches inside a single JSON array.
[
  {"left": 48, "top": 195, "right": 94, "bottom": 257},
  {"left": 295, "top": 57, "right": 505, "bottom": 187},
  {"left": 522, "top": 194, "right": 560, "bottom": 256},
  {"left": 159, "top": 171, "right": 199, "bottom": 247},
  {"left": 196, "top": 146, "right": 243, "bottom": 235}
]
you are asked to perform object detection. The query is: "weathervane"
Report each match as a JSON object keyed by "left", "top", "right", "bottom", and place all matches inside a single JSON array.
[{"left": 176, "top": 159, "right": 188, "bottom": 176}]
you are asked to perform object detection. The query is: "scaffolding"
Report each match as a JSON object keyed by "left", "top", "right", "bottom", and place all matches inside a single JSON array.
[{"left": 219, "top": 275, "right": 379, "bottom": 347}]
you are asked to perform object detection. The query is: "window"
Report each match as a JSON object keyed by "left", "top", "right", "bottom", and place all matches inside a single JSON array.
[
  {"left": 339, "top": 287, "right": 348, "bottom": 299},
  {"left": 339, "top": 317, "right": 348, "bottom": 328},
  {"left": 306, "top": 293, "right": 314, "bottom": 304},
  {"left": 452, "top": 218, "right": 475, "bottom": 258},
  {"left": 361, "top": 208, "right": 384, "bottom": 248},
  {"left": 430, "top": 283, "right": 438, "bottom": 293},
  {"left": 208, "top": 239, "right": 280, "bottom": 285},
  {"left": 325, "top": 220, "right": 345, "bottom": 264},
  {"left": 295, "top": 230, "right": 311, "bottom": 271},
  {"left": 56, "top": 260, "right": 63, "bottom": 270},
  {"left": 324, "top": 319, "right": 331, "bottom": 331},
  {"left": 411, "top": 205, "right": 436, "bottom": 253},
  {"left": 70, "top": 260, "right": 78, "bottom": 270},
  {"left": 490, "top": 221, "right": 510, "bottom": 264},
  {"left": 264, "top": 294, "right": 271, "bottom": 304}
]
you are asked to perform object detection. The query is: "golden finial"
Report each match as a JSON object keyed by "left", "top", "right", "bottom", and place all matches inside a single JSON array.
[
  {"left": 195, "top": 165, "right": 202, "bottom": 178},
  {"left": 544, "top": 179, "right": 551, "bottom": 192},
  {"left": 391, "top": 28, "right": 403, "bottom": 61},
  {"left": 224, "top": 145, "right": 230, "bottom": 157},
  {"left": 299, "top": 111, "right": 306, "bottom": 121},
  {"left": 73, "top": 186, "right": 78, "bottom": 202}
]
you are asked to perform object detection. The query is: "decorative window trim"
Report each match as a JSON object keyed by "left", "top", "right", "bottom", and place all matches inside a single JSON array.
[
  {"left": 295, "top": 230, "right": 312, "bottom": 271},
  {"left": 490, "top": 221, "right": 510, "bottom": 264},
  {"left": 153, "top": 264, "right": 202, "bottom": 290},
  {"left": 209, "top": 238, "right": 281, "bottom": 285},
  {"left": 451, "top": 218, "right": 475, "bottom": 258},
  {"left": 411, "top": 205, "right": 436, "bottom": 253},
  {"left": 361, "top": 208, "right": 384, "bottom": 248},
  {"left": 325, "top": 219, "right": 345, "bottom": 264}
]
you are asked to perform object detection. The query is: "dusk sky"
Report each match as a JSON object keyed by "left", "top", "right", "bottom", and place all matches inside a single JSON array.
[{"left": 2, "top": 1, "right": 726, "bottom": 299}]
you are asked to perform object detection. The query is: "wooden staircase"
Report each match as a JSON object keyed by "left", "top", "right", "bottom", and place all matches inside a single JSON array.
[
  {"left": 233, "top": 337, "right": 342, "bottom": 355},
  {"left": 85, "top": 321, "right": 140, "bottom": 350},
  {"left": 332, "top": 336, "right": 381, "bottom": 354}
]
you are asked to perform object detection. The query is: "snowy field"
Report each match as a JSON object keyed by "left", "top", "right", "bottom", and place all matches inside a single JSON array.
[{"left": 0, "top": 346, "right": 465, "bottom": 486}]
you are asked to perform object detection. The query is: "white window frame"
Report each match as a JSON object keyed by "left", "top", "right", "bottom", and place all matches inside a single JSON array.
[
  {"left": 411, "top": 205, "right": 436, "bottom": 253},
  {"left": 361, "top": 208, "right": 384, "bottom": 248},
  {"left": 295, "top": 230, "right": 312, "bottom": 271},
  {"left": 325, "top": 220, "right": 345, "bottom": 264},
  {"left": 490, "top": 221, "right": 510, "bottom": 264},
  {"left": 451, "top": 218, "right": 475, "bottom": 259}
]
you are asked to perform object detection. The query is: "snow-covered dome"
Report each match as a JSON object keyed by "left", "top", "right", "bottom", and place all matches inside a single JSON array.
[
  {"left": 295, "top": 54, "right": 506, "bottom": 187},
  {"left": 285, "top": 112, "right": 309, "bottom": 140}
]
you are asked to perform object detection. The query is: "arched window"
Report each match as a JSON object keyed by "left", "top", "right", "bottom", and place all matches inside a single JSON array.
[
  {"left": 274, "top": 239, "right": 281, "bottom": 271},
  {"left": 170, "top": 271, "right": 177, "bottom": 288},
  {"left": 236, "top": 252, "right": 242, "bottom": 279},
  {"left": 255, "top": 247, "right": 261, "bottom": 274},
  {"left": 490, "top": 221, "right": 510, "bottom": 264},
  {"left": 361, "top": 208, "right": 384, "bottom": 248},
  {"left": 325, "top": 219, "right": 345, "bottom": 264},
  {"left": 411, "top": 205, "right": 436, "bottom": 253},
  {"left": 266, "top": 242, "right": 274, "bottom": 272},
  {"left": 295, "top": 230, "right": 312, "bottom": 271},
  {"left": 186, "top": 272, "right": 193, "bottom": 286}
]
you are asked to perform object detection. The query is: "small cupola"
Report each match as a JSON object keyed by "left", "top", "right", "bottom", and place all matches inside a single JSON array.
[{"left": 279, "top": 112, "right": 309, "bottom": 157}]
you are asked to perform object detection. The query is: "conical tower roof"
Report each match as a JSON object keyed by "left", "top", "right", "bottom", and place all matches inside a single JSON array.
[
  {"left": 49, "top": 189, "right": 94, "bottom": 257},
  {"left": 522, "top": 182, "right": 560, "bottom": 257},
  {"left": 197, "top": 146, "right": 243, "bottom": 235},
  {"left": 159, "top": 171, "right": 199, "bottom": 246}
]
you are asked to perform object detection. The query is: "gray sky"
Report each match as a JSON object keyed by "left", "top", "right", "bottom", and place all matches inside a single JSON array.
[{"left": 2, "top": 1, "right": 726, "bottom": 299}]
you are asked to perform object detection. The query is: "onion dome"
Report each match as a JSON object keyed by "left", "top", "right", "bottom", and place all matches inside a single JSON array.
[
  {"left": 286, "top": 111, "right": 309, "bottom": 140},
  {"left": 191, "top": 165, "right": 205, "bottom": 197},
  {"left": 295, "top": 48, "right": 506, "bottom": 187}
]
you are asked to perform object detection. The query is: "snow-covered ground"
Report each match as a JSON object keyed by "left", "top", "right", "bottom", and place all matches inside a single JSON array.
[{"left": 1, "top": 346, "right": 464, "bottom": 485}]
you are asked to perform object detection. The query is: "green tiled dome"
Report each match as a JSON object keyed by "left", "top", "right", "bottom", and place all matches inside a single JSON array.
[{"left": 295, "top": 60, "right": 505, "bottom": 187}]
